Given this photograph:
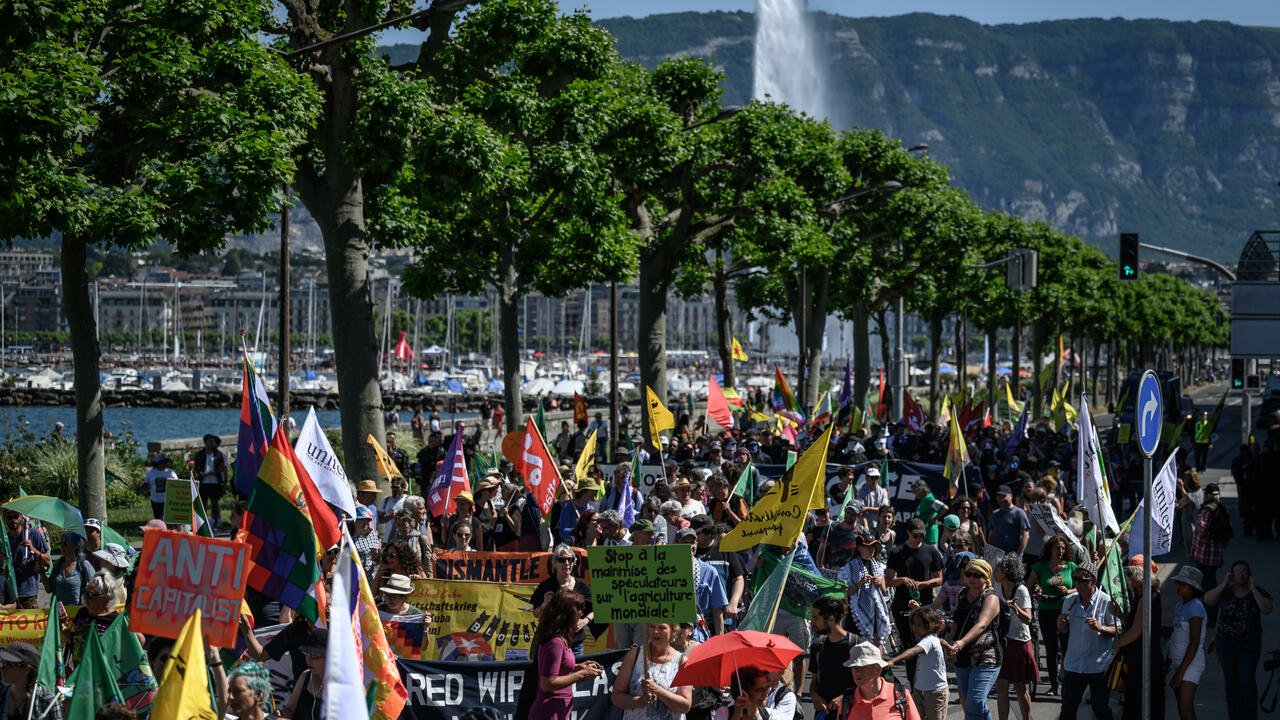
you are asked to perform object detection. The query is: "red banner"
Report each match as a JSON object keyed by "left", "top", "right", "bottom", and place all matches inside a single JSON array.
[{"left": 130, "top": 529, "right": 251, "bottom": 647}]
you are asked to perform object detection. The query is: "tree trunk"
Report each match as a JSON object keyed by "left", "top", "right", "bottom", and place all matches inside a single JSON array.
[
  {"left": 499, "top": 243, "right": 523, "bottom": 432},
  {"left": 852, "top": 304, "right": 871, "bottom": 410},
  {"left": 1091, "top": 335, "right": 1102, "bottom": 400},
  {"left": 789, "top": 268, "right": 829, "bottom": 409},
  {"left": 638, "top": 248, "right": 673, "bottom": 450},
  {"left": 1031, "top": 319, "right": 1046, "bottom": 418},
  {"left": 954, "top": 313, "right": 966, "bottom": 396},
  {"left": 60, "top": 236, "right": 106, "bottom": 521},
  {"left": 1011, "top": 321, "right": 1022, "bottom": 397},
  {"left": 715, "top": 265, "right": 734, "bottom": 391},
  {"left": 985, "top": 321, "right": 999, "bottom": 424},
  {"left": 928, "top": 314, "right": 943, "bottom": 416},
  {"left": 297, "top": 62, "right": 385, "bottom": 487},
  {"left": 875, "top": 307, "right": 891, "bottom": 418}
]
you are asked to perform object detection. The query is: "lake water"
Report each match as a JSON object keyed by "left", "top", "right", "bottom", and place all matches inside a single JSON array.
[{"left": 0, "top": 405, "right": 359, "bottom": 450}]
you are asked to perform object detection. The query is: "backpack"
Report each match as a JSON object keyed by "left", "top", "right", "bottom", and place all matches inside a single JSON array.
[
  {"left": 772, "top": 686, "right": 805, "bottom": 720},
  {"left": 1208, "top": 502, "right": 1234, "bottom": 542}
]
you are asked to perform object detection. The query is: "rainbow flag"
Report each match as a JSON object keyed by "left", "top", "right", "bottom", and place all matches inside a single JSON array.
[
  {"left": 772, "top": 366, "right": 806, "bottom": 422},
  {"left": 235, "top": 351, "right": 276, "bottom": 497},
  {"left": 382, "top": 613, "right": 428, "bottom": 660},
  {"left": 339, "top": 534, "right": 409, "bottom": 720},
  {"left": 245, "top": 428, "right": 324, "bottom": 621}
]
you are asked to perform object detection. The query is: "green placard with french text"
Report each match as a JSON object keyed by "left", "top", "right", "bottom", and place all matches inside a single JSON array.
[{"left": 587, "top": 545, "right": 696, "bottom": 624}]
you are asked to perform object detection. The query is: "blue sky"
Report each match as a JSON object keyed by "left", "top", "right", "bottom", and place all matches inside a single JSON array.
[{"left": 380, "top": 1, "right": 1280, "bottom": 44}]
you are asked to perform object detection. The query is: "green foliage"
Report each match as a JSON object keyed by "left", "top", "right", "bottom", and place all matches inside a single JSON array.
[
  {"left": 597, "top": 11, "right": 1280, "bottom": 260},
  {"left": 0, "top": 416, "right": 144, "bottom": 502}
]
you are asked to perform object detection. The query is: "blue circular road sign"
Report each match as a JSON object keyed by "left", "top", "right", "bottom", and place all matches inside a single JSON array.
[{"left": 1136, "top": 370, "right": 1163, "bottom": 457}]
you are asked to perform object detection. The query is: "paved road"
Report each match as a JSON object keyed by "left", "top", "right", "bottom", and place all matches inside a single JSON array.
[{"left": 821, "top": 382, "right": 1278, "bottom": 719}]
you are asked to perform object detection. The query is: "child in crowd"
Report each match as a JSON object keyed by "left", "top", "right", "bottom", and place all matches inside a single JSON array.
[{"left": 889, "top": 607, "right": 949, "bottom": 720}]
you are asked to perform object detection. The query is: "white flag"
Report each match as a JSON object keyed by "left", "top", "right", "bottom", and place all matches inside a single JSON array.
[
  {"left": 325, "top": 530, "right": 370, "bottom": 720},
  {"left": 295, "top": 406, "right": 357, "bottom": 518},
  {"left": 1076, "top": 394, "right": 1119, "bottom": 533},
  {"left": 1128, "top": 450, "right": 1180, "bottom": 558}
]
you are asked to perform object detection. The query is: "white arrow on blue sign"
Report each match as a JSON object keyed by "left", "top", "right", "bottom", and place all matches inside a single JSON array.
[{"left": 1136, "top": 370, "right": 1163, "bottom": 457}]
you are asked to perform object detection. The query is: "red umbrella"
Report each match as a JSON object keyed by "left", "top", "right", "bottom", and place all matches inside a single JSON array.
[{"left": 670, "top": 630, "right": 802, "bottom": 688}]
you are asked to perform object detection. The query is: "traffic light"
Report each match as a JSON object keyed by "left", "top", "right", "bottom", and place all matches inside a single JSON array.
[
  {"left": 1231, "top": 358, "right": 1246, "bottom": 389},
  {"left": 1119, "top": 233, "right": 1139, "bottom": 280}
]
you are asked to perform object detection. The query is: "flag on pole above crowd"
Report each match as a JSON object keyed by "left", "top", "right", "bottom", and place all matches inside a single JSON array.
[
  {"left": 645, "top": 386, "right": 674, "bottom": 448},
  {"left": 839, "top": 360, "right": 852, "bottom": 409},
  {"left": 67, "top": 622, "right": 122, "bottom": 720},
  {"left": 151, "top": 611, "right": 216, "bottom": 720},
  {"left": 943, "top": 409, "right": 969, "bottom": 500},
  {"left": 245, "top": 430, "right": 325, "bottom": 621},
  {"left": 721, "top": 424, "right": 834, "bottom": 553},
  {"left": 1004, "top": 381, "right": 1023, "bottom": 416},
  {"left": 427, "top": 430, "right": 469, "bottom": 518},
  {"left": 772, "top": 366, "right": 806, "bottom": 422},
  {"left": 336, "top": 530, "right": 408, "bottom": 720},
  {"left": 574, "top": 429, "right": 597, "bottom": 482},
  {"left": 1076, "top": 394, "right": 1120, "bottom": 533},
  {"left": 1129, "top": 450, "right": 1180, "bottom": 558},
  {"left": 902, "top": 391, "right": 927, "bottom": 432},
  {"left": 810, "top": 391, "right": 832, "bottom": 426},
  {"left": 367, "top": 433, "right": 401, "bottom": 481},
  {"left": 296, "top": 407, "right": 357, "bottom": 518},
  {"left": 517, "top": 417, "right": 560, "bottom": 517},
  {"left": 327, "top": 537, "right": 370, "bottom": 720},
  {"left": 1206, "top": 388, "right": 1229, "bottom": 434},
  {"left": 235, "top": 350, "right": 276, "bottom": 497},
  {"left": 573, "top": 392, "right": 588, "bottom": 426},
  {"left": 707, "top": 375, "right": 735, "bottom": 431},
  {"left": 875, "top": 368, "right": 888, "bottom": 424},
  {"left": 731, "top": 337, "right": 749, "bottom": 362},
  {"left": 1006, "top": 403, "right": 1029, "bottom": 455}
]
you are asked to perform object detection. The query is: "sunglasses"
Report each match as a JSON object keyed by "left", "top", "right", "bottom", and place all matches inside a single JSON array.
[
  {"left": 910, "top": 531, "right": 925, "bottom": 538},
  {"left": 964, "top": 571, "right": 986, "bottom": 579},
  {"left": 456, "top": 533, "right": 471, "bottom": 538},
  {"left": 556, "top": 557, "right": 575, "bottom": 564}
]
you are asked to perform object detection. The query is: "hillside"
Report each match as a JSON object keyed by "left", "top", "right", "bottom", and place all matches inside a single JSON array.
[{"left": 593, "top": 12, "right": 1280, "bottom": 262}]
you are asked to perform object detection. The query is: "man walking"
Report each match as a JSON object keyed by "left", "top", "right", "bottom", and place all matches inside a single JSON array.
[
  {"left": 1194, "top": 410, "right": 1212, "bottom": 473},
  {"left": 989, "top": 484, "right": 1030, "bottom": 559},
  {"left": 884, "top": 518, "right": 944, "bottom": 686},
  {"left": 1056, "top": 565, "right": 1122, "bottom": 719}
]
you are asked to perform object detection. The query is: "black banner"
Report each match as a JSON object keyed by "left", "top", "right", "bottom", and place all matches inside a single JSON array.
[{"left": 397, "top": 649, "right": 628, "bottom": 720}]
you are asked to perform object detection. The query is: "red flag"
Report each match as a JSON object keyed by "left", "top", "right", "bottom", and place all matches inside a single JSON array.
[
  {"left": 962, "top": 401, "right": 986, "bottom": 437},
  {"left": 393, "top": 330, "right": 414, "bottom": 360},
  {"left": 707, "top": 375, "right": 734, "bottom": 431},
  {"left": 427, "top": 431, "right": 469, "bottom": 517},
  {"left": 276, "top": 426, "right": 341, "bottom": 549},
  {"left": 875, "top": 368, "right": 888, "bottom": 423},
  {"left": 517, "top": 417, "right": 561, "bottom": 518},
  {"left": 573, "top": 392, "right": 588, "bottom": 426},
  {"left": 902, "top": 391, "right": 928, "bottom": 432}
]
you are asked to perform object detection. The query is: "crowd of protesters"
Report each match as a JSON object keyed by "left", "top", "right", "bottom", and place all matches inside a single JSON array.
[{"left": 6, "top": 389, "right": 1280, "bottom": 720}]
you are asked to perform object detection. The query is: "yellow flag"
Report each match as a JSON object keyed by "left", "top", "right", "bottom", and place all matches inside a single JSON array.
[
  {"left": 152, "top": 610, "right": 217, "bottom": 720},
  {"left": 731, "top": 337, "right": 749, "bottom": 362},
  {"left": 574, "top": 429, "right": 597, "bottom": 481},
  {"left": 937, "top": 395, "right": 952, "bottom": 427},
  {"left": 366, "top": 433, "right": 401, "bottom": 480},
  {"left": 1004, "top": 381, "right": 1023, "bottom": 415},
  {"left": 720, "top": 424, "right": 834, "bottom": 552},
  {"left": 645, "top": 386, "right": 674, "bottom": 448}
]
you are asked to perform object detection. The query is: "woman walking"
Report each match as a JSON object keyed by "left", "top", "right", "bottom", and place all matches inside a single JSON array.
[
  {"left": 1114, "top": 556, "right": 1165, "bottom": 720},
  {"left": 1169, "top": 566, "right": 1208, "bottom": 720},
  {"left": 994, "top": 555, "right": 1035, "bottom": 720},
  {"left": 943, "top": 558, "right": 1002, "bottom": 720},
  {"left": 1205, "top": 560, "right": 1273, "bottom": 720},
  {"left": 530, "top": 590, "right": 603, "bottom": 720},
  {"left": 531, "top": 545, "right": 596, "bottom": 655},
  {"left": 1027, "top": 535, "right": 1076, "bottom": 695},
  {"left": 611, "top": 622, "right": 692, "bottom": 720},
  {"left": 226, "top": 661, "right": 277, "bottom": 720}
]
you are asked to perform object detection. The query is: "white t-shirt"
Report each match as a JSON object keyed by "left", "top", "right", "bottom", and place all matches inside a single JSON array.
[
  {"left": 145, "top": 468, "right": 178, "bottom": 503},
  {"left": 680, "top": 498, "right": 707, "bottom": 518},
  {"left": 913, "top": 634, "right": 948, "bottom": 692},
  {"left": 1007, "top": 583, "right": 1032, "bottom": 642}
]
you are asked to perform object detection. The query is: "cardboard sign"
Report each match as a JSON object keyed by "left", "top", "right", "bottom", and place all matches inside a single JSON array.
[
  {"left": 587, "top": 545, "right": 696, "bottom": 624},
  {"left": 162, "top": 479, "right": 191, "bottom": 525},
  {"left": 129, "top": 529, "right": 251, "bottom": 647},
  {"left": 1028, "top": 502, "right": 1087, "bottom": 557}
]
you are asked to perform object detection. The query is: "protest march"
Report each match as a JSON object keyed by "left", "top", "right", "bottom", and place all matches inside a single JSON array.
[{"left": 0, "top": 352, "right": 1274, "bottom": 720}]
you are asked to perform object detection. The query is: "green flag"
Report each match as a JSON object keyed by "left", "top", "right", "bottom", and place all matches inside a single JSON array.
[
  {"left": 36, "top": 596, "right": 61, "bottom": 693},
  {"left": 102, "top": 613, "right": 158, "bottom": 714},
  {"left": 749, "top": 546, "right": 847, "bottom": 622},
  {"left": 535, "top": 398, "right": 547, "bottom": 452},
  {"left": 731, "top": 463, "right": 755, "bottom": 506},
  {"left": 785, "top": 450, "right": 797, "bottom": 470},
  {"left": 1206, "top": 389, "right": 1229, "bottom": 434},
  {"left": 740, "top": 547, "right": 795, "bottom": 633},
  {"left": 0, "top": 523, "right": 19, "bottom": 600},
  {"left": 67, "top": 625, "right": 122, "bottom": 720}
]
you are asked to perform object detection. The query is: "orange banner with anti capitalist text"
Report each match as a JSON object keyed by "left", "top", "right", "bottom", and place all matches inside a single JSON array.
[
  {"left": 129, "top": 529, "right": 251, "bottom": 647},
  {"left": 433, "top": 548, "right": 589, "bottom": 584}
]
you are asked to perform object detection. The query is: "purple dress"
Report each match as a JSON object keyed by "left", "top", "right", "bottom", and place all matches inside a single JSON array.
[{"left": 530, "top": 636, "right": 576, "bottom": 720}]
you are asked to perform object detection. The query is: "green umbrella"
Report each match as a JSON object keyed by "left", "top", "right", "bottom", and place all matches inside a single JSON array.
[{"left": 2, "top": 495, "right": 86, "bottom": 538}]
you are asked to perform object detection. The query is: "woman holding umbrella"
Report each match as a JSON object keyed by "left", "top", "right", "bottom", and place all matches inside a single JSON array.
[{"left": 529, "top": 589, "right": 603, "bottom": 720}]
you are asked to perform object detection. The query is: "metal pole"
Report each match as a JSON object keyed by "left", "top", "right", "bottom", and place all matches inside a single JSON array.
[
  {"left": 279, "top": 185, "right": 292, "bottom": 424},
  {"left": 609, "top": 282, "right": 619, "bottom": 464},
  {"left": 895, "top": 293, "right": 905, "bottom": 425},
  {"left": 1243, "top": 390, "right": 1252, "bottom": 446},
  {"left": 1142, "top": 455, "right": 1153, "bottom": 720},
  {"left": 798, "top": 269, "right": 806, "bottom": 409}
]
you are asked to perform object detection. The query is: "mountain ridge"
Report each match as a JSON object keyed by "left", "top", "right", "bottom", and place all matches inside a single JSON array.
[{"left": 594, "top": 11, "right": 1280, "bottom": 263}]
